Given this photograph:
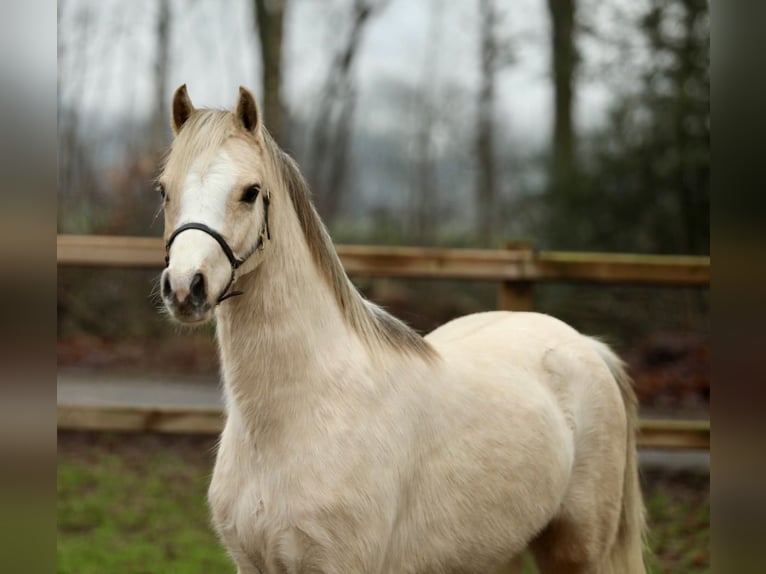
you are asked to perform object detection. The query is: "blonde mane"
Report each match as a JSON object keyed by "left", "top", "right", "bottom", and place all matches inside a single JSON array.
[
  {"left": 265, "top": 130, "right": 437, "bottom": 361},
  {"left": 163, "top": 110, "right": 240, "bottom": 182}
]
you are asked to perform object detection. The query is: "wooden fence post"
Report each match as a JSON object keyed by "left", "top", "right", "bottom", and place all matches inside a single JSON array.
[{"left": 497, "top": 241, "right": 535, "bottom": 312}]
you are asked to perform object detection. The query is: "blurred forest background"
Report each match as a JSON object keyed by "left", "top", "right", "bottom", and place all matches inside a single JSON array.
[{"left": 58, "top": 0, "right": 709, "bottom": 411}]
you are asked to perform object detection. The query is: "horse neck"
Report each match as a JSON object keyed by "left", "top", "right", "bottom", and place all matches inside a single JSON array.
[{"left": 214, "top": 202, "right": 368, "bottom": 440}]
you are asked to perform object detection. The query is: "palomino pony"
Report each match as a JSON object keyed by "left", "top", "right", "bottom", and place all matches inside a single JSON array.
[{"left": 158, "top": 85, "right": 646, "bottom": 574}]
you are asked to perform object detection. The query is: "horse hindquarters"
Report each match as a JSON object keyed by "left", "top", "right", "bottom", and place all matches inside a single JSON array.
[{"left": 531, "top": 339, "right": 647, "bottom": 574}]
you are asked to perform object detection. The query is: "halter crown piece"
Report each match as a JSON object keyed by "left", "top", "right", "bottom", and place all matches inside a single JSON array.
[{"left": 164, "top": 193, "right": 271, "bottom": 304}]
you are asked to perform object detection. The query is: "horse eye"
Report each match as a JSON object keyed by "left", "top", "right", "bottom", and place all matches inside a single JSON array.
[
  {"left": 157, "top": 183, "right": 166, "bottom": 201},
  {"left": 241, "top": 184, "right": 261, "bottom": 204}
]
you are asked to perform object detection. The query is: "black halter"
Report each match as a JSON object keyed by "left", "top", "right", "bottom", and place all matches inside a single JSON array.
[{"left": 164, "top": 195, "right": 270, "bottom": 304}]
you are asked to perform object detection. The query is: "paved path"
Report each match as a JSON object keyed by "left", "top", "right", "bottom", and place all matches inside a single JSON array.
[
  {"left": 58, "top": 370, "right": 221, "bottom": 408},
  {"left": 58, "top": 369, "right": 709, "bottom": 473}
]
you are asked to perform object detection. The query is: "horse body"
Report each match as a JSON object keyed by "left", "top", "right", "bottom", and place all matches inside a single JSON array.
[
  {"left": 210, "top": 302, "right": 623, "bottom": 573},
  {"left": 159, "top": 86, "right": 646, "bottom": 573}
]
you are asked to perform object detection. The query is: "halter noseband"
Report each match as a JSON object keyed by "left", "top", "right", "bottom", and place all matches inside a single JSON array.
[{"left": 164, "top": 194, "right": 271, "bottom": 304}]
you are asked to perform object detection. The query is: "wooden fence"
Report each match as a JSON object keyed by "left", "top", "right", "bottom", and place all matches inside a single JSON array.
[{"left": 57, "top": 234, "right": 710, "bottom": 449}]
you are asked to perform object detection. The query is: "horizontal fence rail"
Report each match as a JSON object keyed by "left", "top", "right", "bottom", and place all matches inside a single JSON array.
[
  {"left": 57, "top": 234, "right": 710, "bottom": 450},
  {"left": 57, "top": 403, "right": 710, "bottom": 450},
  {"left": 57, "top": 234, "right": 710, "bottom": 285}
]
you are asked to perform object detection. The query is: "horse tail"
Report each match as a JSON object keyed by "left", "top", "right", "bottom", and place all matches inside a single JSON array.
[{"left": 589, "top": 338, "right": 648, "bottom": 574}]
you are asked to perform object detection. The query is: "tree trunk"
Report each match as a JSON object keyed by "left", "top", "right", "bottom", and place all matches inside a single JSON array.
[
  {"left": 547, "top": 0, "right": 577, "bottom": 193},
  {"left": 676, "top": 0, "right": 707, "bottom": 254},
  {"left": 58, "top": 0, "right": 93, "bottom": 228},
  {"left": 151, "top": 0, "right": 171, "bottom": 154},
  {"left": 411, "top": 0, "right": 444, "bottom": 243},
  {"left": 414, "top": 98, "right": 436, "bottom": 243},
  {"left": 309, "top": 0, "right": 380, "bottom": 223},
  {"left": 254, "top": 0, "right": 286, "bottom": 143},
  {"left": 323, "top": 90, "right": 357, "bottom": 220},
  {"left": 476, "top": 0, "right": 497, "bottom": 245}
]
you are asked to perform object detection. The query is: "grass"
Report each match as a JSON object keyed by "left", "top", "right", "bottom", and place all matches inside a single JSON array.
[
  {"left": 57, "top": 433, "right": 230, "bottom": 574},
  {"left": 58, "top": 432, "right": 709, "bottom": 573}
]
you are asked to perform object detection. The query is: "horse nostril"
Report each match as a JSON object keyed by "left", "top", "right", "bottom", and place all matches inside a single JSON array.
[
  {"left": 189, "top": 272, "right": 207, "bottom": 304},
  {"left": 162, "top": 274, "right": 172, "bottom": 299}
]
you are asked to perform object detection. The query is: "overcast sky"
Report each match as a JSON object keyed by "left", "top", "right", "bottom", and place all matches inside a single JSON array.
[{"left": 59, "top": 0, "right": 643, "bottom": 154}]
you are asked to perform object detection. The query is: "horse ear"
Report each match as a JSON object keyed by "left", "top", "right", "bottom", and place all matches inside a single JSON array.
[
  {"left": 236, "top": 86, "right": 260, "bottom": 134},
  {"left": 171, "top": 84, "right": 195, "bottom": 134}
]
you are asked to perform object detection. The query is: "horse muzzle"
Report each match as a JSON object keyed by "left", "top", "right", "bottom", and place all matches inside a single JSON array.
[{"left": 161, "top": 267, "right": 214, "bottom": 324}]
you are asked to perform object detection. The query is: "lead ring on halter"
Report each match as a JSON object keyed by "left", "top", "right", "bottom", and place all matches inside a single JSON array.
[{"left": 164, "top": 194, "right": 271, "bottom": 304}]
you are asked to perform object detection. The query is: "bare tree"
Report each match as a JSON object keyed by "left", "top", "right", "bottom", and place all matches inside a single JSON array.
[
  {"left": 58, "top": 0, "right": 95, "bottom": 225},
  {"left": 411, "top": 0, "right": 443, "bottom": 243},
  {"left": 475, "top": 0, "right": 513, "bottom": 245},
  {"left": 150, "top": 0, "right": 171, "bottom": 154},
  {"left": 413, "top": 99, "right": 437, "bottom": 243},
  {"left": 308, "top": 0, "right": 389, "bottom": 224},
  {"left": 546, "top": 0, "right": 577, "bottom": 193},
  {"left": 253, "top": 0, "right": 286, "bottom": 143},
  {"left": 476, "top": 0, "right": 498, "bottom": 245}
]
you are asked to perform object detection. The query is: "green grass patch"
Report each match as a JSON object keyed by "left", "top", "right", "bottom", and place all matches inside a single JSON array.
[
  {"left": 57, "top": 432, "right": 709, "bottom": 573},
  {"left": 58, "top": 433, "right": 231, "bottom": 574}
]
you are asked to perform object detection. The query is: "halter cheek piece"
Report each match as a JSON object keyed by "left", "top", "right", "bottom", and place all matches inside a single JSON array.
[{"left": 164, "top": 194, "right": 271, "bottom": 304}]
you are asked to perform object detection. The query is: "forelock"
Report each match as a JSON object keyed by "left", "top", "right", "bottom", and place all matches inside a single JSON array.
[{"left": 163, "top": 110, "right": 238, "bottom": 181}]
